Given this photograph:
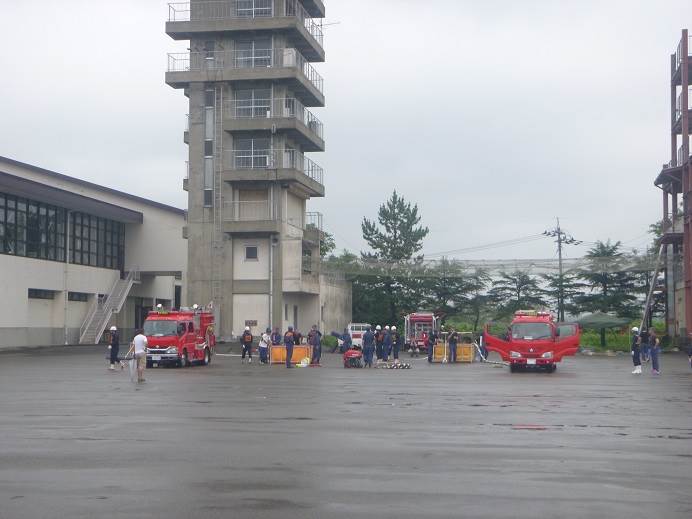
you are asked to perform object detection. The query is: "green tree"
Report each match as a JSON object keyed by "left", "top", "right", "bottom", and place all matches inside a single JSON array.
[
  {"left": 573, "top": 240, "right": 639, "bottom": 318},
  {"left": 541, "top": 271, "right": 582, "bottom": 319},
  {"left": 489, "top": 270, "right": 546, "bottom": 318},
  {"left": 360, "top": 191, "right": 429, "bottom": 324},
  {"left": 423, "top": 257, "right": 469, "bottom": 318},
  {"left": 461, "top": 268, "right": 492, "bottom": 331},
  {"left": 362, "top": 190, "right": 429, "bottom": 262},
  {"left": 320, "top": 231, "right": 336, "bottom": 258}
]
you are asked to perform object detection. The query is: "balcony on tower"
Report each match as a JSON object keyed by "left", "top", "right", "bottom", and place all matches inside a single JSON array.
[
  {"left": 283, "top": 211, "right": 323, "bottom": 294},
  {"left": 222, "top": 199, "right": 281, "bottom": 234},
  {"left": 166, "top": 48, "right": 324, "bottom": 106},
  {"left": 223, "top": 148, "right": 324, "bottom": 197},
  {"left": 166, "top": 0, "right": 325, "bottom": 62},
  {"left": 224, "top": 97, "right": 324, "bottom": 152}
]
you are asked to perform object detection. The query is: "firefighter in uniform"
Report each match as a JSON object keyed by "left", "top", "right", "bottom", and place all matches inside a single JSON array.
[
  {"left": 362, "top": 325, "right": 376, "bottom": 368},
  {"left": 284, "top": 326, "right": 295, "bottom": 368},
  {"left": 241, "top": 326, "right": 253, "bottom": 364}
]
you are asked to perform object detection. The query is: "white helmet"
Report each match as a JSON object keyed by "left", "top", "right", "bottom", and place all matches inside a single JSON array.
[
  {"left": 376, "top": 325, "right": 382, "bottom": 331},
  {"left": 245, "top": 326, "right": 250, "bottom": 331},
  {"left": 391, "top": 326, "right": 397, "bottom": 331},
  {"left": 385, "top": 325, "right": 390, "bottom": 330},
  {"left": 109, "top": 326, "right": 117, "bottom": 331},
  {"left": 631, "top": 327, "right": 639, "bottom": 333}
]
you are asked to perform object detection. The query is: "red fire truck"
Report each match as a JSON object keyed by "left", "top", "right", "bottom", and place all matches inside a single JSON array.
[
  {"left": 484, "top": 310, "right": 580, "bottom": 373},
  {"left": 143, "top": 308, "right": 216, "bottom": 368},
  {"left": 404, "top": 312, "right": 440, "bottom": 356}
]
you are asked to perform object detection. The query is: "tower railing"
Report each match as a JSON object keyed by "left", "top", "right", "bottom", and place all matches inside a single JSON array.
[
  {"left": 225, "top": 98, "right": 323, "bottom": 140},
  {"left": 305, "top": 211, "right": 323, "bottom": 232},
  {"left": 226, "top": 149, "right": 324, "bottom": 185},
  {"left": 167, "top": 0, "right": 323, "bottom": 49},
  {"left": 168, "top": 0, "right": 273, "bottom": 22},
  {"left": 167, "top": 48, "right": 323, "bottom": 94}
]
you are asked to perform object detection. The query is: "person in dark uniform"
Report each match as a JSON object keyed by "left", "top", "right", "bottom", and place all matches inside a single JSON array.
[
  {"left": 630, "top": 327, "right": 642, "bottom": 374},
  {"left": 284, "top": 326, "right": 295, "bottom": 368},
  {"left": 108, "top": 326, "right": 120, "bottom": 371},
  {"left": 374, "top": 325, "right": 383, "bottom": 362},
  {"left": 362, "top": 325, "right": 375, "bottom": 368},
  {"left": 309, "top": 325, "right": 322, "bottom": 366},
  {"left": 240, "top": 326, "right": 253, "bottom": 364},
  {"left": 448, "top": 330, "right": 458, "bottom": 364},
  {"left": 391, "top": 326, "right": 401, "bottom": 362},
  {"left": 383, "top": 326, "right": 392, "bottom": 362}
]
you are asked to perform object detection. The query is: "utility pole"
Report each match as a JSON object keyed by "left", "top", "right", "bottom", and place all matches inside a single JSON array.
[{"left": 543, "top": 218, "right": 582, "bottom": 321}]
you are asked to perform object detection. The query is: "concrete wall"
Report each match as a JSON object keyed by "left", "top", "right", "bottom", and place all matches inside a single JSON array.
[
  {"left": 124, "top": 206, "right": 187, "bottom": 274},
  {"left": 319, "top": 275, "right": 352, "bottom": 334},
  {"left": 233, "top": 238, "right": 269, "bottom": 280},
  {"left": 232, "top": 293, "right": 269, "bottom": 336}
]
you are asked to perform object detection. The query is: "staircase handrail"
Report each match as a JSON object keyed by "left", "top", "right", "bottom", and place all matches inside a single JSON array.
[
  {"left": 92, "top": 267, "right": 140, "bottom": 344},
  {"left": 79, "top": 273, "right": 120, "bottom": 343}
]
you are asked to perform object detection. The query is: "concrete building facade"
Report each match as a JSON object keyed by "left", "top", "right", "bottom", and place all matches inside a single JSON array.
[
  {"left": 0, "top": 157, "right": 187, "bottom": 348},
  {"left": 166, "top": 0, "right": 351, "bottom": 338},
  {"left": 655, "top": 29, "right": 691, "bottom": 339}
]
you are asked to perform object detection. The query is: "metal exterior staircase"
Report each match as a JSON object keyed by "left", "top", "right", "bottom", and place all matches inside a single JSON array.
[{"left": 79, "top": 268, "right": 139, "bottom": 345}]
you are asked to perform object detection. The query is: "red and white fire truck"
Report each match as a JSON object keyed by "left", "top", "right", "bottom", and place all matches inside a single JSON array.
[
  {"left": 484, "top": 310, "right": 580, "bottom": 373},
  {"left": 143, "top": 308, "right": 216, "bottom": 368},
  {"left": 404, "top": 312, "right": 440, "bottom": 356},
  {"left": 347, "top": 322, "right": 371, "bottom": 348}
]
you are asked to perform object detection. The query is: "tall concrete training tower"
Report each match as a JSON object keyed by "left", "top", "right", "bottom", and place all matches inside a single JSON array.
[{"left": 165, "top": 0, "right": 327, "bottom": 339}]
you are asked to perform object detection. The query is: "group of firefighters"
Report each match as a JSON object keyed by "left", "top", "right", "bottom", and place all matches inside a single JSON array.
[
  {"left": 239, "top": 324, "right": 324, "bottom": 368},
  {"left": 359, "top": 325, "right": 403, "bottom": 367},
  {"left": 236, "top": 323, "right": 480, "bottom": 368}
]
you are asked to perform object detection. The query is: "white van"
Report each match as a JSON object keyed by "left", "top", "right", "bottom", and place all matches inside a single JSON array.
[{"left": 347, "top": 323, "right": 371, "bottom": 348}]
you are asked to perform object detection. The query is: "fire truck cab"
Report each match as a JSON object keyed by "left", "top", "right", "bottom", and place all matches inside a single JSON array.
[
  {"left": 404, "top": 312, "right": 440, "bottom": 355},
  {"left": 347, "top": 323, "right": 371, "bottom": 348},
  {"left": 484, "top": 310, "right": 580, "bottom": 373},
  {"left": 143, "top": 309, "right": 216, "bottom": 368}
]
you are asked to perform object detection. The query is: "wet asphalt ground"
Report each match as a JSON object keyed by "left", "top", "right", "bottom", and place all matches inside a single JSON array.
[{"left": 0, "top": 347, "right": 691, "bottom": 519}]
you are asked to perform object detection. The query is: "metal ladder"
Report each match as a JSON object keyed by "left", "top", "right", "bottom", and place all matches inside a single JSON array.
[
  {"left": 639, "top": 243, "right": 665, "bottom": 332},
  {"left": 210, "top": 83, "right": 224, "bottom": 332}
]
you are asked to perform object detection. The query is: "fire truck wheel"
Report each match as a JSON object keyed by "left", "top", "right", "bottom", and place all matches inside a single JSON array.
[
  {"left": 546, "top": 363, "right": 557, "bottom": 373},
  {"left": 203, "top": 348, "right": 211, "bottom": 366},
  {"left": 179, "top": 350, "right": 189, "bottom": 368}
]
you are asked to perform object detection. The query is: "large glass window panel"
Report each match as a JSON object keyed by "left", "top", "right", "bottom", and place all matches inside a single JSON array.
[
  {"left": 234, "top": 137, "right": 271, "bottom": 168},
  {"left": 234, "top": 89, "right": 271, "bottom": 118},
  {"left": 236, "top": 0, "right": 272, "bottom": 19},
  {"left": 204, "top": 158, "right": 214, "bottom": 189},
  {"left": 205, "top": 107, "right": 214, "bottom": 139}
]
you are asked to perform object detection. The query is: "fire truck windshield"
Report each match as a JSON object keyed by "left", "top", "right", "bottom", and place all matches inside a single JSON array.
[
  {"left": 144, "top": 320, "right": 178, "bottom": 337},
  {"left": 511, "top": 323, "right": 552, "bottom": 341}
]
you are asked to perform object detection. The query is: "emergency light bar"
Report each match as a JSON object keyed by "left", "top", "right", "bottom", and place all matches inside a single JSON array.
[{"left": 514, "top": 310, "right": 552, "bottom": 318}]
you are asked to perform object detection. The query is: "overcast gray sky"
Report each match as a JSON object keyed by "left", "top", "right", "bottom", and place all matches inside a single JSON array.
[{"left": 1, "top": 0, "right": 691, "bottom": 260}]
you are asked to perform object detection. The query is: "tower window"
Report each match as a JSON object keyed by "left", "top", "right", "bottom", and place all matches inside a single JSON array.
[{"left": 245, "top": 246, "right": 258, "bottom": 261}]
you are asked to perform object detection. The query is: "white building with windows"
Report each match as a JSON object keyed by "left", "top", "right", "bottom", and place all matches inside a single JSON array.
[{"left": 0, "top": 156, "right": 188, "bottom": 349}]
